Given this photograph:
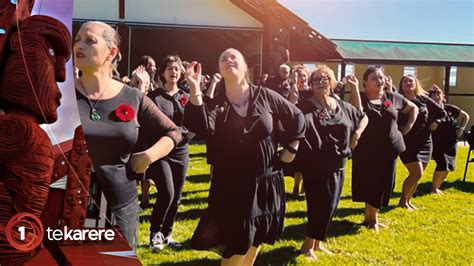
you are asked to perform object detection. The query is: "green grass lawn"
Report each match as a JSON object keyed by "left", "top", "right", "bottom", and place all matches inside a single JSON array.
[{"left": 137, "top": 145, "right": 474, "bottom": 265}]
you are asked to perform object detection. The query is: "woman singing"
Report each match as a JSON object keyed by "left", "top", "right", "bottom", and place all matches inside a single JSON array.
[{"left": 184, "top": 48, "right": 305, "bottom": 265}]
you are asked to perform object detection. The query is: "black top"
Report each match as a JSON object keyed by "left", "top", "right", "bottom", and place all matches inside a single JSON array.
[
  {"left": 184, "top": 85, "right": 305, "bottom": 175},
  {"left": 76, "top": 85, "right": 181, "bottom": 211},
  {"left": 297, "top": 98, "right": 364, "bottom": 170},
  {"left": 355, "top": 91, "right": 409, "bottom": 157},
  {"left": 147, "top": 88, "right": 190, "bottom": 147},
  {"left": 262, "top": 76, "right": 291, "bottom": 96},
  {"left": 432, "top": 104, "right": 461, "bottom": 147},
  {"left": 398, "top": 94, "right": 445, "bottom": 148}
]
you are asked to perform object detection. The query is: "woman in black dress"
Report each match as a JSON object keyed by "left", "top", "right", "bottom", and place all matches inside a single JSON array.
[
  {"left": 397, "top": 75, "right": 445, "bottom": 210},
  {"left": 296, "top": 66, "right": 368, "bottom": 259},
  {"left": 184, "top": 48, "right": 305, "bottom": 265},
  {"left": 352, "top": 67, "right": 418, "bottom": 231},
  {"left": 287, "top": 65, "right": 312, "bottom": 195},
  {"left": 146, "top": 55, "right": 190, "bottom": 251},
  {"left": 428, "top": 85, "right": 470, "bottom": 194},
  {"left": 74, "top": 21, "right": 181, "bottom": 251}
]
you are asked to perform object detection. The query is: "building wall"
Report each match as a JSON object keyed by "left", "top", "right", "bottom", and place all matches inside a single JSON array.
[
  {"left": 73, "top": 0, "right": 118, "bottom": 21},
  {"left": 73, "top": 0, "right": 262, "bottom": 28}
]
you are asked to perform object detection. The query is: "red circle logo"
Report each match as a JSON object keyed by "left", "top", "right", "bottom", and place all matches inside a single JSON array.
[{"left": 5, "top": 213, "right": 44, "bottom": 251}]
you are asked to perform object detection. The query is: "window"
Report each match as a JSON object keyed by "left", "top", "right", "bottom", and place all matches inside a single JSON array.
[
  {"left": 337, "top": 63, "right": 355, "bottom": 79},
  {"left": 403, "top": 66, "right": 417, "bottom": 76},
  {"left": 303, "top": 64, "right": 316, "bottom": 73},
  {"left": 449, "top": 66, "right": 457, "bottom": 87},
  {"left": 345, "top": 64, "right": 355, "bottom": 75}
]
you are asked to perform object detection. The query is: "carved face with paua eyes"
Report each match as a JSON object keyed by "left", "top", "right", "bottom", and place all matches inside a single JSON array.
[{"left": 0, "top": 15, "right": 71, "bottom": 124}]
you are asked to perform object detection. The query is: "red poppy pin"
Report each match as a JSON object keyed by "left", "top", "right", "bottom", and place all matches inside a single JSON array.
[
  {"left": 180, "top": 95, "right": 189, "bottom": 106},
  {"left": 115, "top": 104, "right": 135, "bottom": 122},
  {"left": 383, "top": 100, "right": 393, "bottom": 108},
  {"left": 318, "top": 111, "right": 325, "bottom": 120}
]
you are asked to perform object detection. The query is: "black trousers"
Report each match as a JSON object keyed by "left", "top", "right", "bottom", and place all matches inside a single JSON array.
[
  {"left": 148, "top": 145, "right": 189, "bottom": 237},
  {"left": 303, "top": 168, "right": 344, "bottom": 241}
]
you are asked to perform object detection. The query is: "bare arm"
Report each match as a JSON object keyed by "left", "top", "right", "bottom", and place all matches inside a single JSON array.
[
  {"left": 345, "top": 75, "right": 363, "bottom": 111},
  {"left": 186, "top": 61, "right": 204, "bottom": 106},
  {"left": 456, "top": 110, "right": 470, "bottom": 137},
  {"left": 206, "top": 73, "right": 221, "bottom": 99}
]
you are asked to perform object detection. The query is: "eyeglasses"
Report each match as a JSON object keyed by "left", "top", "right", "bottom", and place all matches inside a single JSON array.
[{"left": 312, "top": 76, "right": 330, "bottom": 84}]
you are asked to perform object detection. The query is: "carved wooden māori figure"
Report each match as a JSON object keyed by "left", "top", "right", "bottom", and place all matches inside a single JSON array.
[{"left": 0, "top": 1, "right": 71, "bottom": 263}]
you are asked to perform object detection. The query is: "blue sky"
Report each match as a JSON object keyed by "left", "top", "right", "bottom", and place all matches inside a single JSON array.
[
  {"left": 33, "top": 0, "right": 79, "bottom": 144},
  {"left": 280, "top": 0, "right": 474, "bottom": 44}
]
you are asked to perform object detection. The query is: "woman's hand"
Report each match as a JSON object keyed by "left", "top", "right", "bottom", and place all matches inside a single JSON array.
[
  {"left": 344, "top": 74, "right": 359, "bottom": 89},
  {"left": 129, "top": 151, "right": 153, "bottom": 173},
  {"left": 211, "top": 73, "right": 222, "bottom": 84},
  {"left": 280, "top": 140, "right": 299, "bottom": 163},
  {"left": 350, "top": 132, "right": 360, "bottom": 149},
  {"left": 185, "top": 61, "right": 202, "bottom": 94},
  {"left": 456, "top": 128, "right": 464, "bottom": 138},
  {"left": 429, "top": 121, "right": 439, "bottom": 131}
]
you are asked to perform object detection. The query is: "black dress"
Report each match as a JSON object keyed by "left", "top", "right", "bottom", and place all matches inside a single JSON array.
[
  {"left": 432, "top": 104, "right": 461, "bottom": 171},
  {"left": 283, "top": 89, "right": 313, "bottom": 176},
  {"left": 399, "top": 95, "right": 445, "bottom": 164},
  {"left": 352, "top": 91, "right": 409, "bottom": 209},
  {"left": 184, "top": 85, "right": 305, "bottom": 258},
  {"left": 298, "top": 98, "right": 364, "bottom": 241}
]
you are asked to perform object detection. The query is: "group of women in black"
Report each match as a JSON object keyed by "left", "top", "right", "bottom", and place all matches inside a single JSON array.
[{"left": 74, "top": 21, "right": 470, "bottom": 265}]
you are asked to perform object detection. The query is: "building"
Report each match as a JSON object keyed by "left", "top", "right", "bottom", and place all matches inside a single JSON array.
[{"left": 73, "top": 0, "right": 474, "bottom": 129}]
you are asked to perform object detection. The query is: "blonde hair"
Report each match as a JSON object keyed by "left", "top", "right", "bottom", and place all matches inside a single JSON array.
[
  {"left": 219, "top": 48, "right": 251, "bottom": 85},
  {"left": 400, "top": 74, "right": 427, "bottom": 96},
  {"left": 310, "top": 65, "right": 337, "bottom": 89}
]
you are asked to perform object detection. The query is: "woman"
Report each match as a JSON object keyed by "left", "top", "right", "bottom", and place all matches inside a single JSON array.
[
  {"left": 146, "top": 55, "right": 190, "bottom": 251},
  {"left": 397, "top": 75, "right": 445, "bottom": 210},
  {"left": 287, "top": 65, "right": 312, "bottom": 195},
  {"left": 296, "top": 66, "right": 368, "bottom": 259},
  {"left": 184, "top": 48, "right": 305, "bottom": 265},
  {"left": 351, "top": 67, "right": 418, "bottom": 231},
  {"left": 74, "top": 21, "right": 182, "bottom": 251},
  {"left": 429, "top": 85, "right": 470, "bottom": 193}
]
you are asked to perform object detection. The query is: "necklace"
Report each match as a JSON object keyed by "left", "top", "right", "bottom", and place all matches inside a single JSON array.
[
  {"left": 79, "top": 79, "right": 111, "bottom": 121},
  {"left": 312, "top": 97, "right": 335, "bottom": 121},
  {"left": 230, "top": 97, "right": 249, "bottom": 108}
]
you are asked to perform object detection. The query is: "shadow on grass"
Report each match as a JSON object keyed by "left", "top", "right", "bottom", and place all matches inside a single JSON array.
[
  {"left": 180, "top": 196, "right": 208, "bottom": 206},
  {"left": 160, "top": 258, "right": 219, "bottom": 266},
  {"left": 255, "top": 246, "right": 298, "bottom": 265},
  {"left": 181, "top": 189, "right": 210, "bottom": 198},
  {"left": 285, "top": 206, "right": 367, "bottom": 220},
  {"left": 327, "top": 220, "right": 361, "bottom": 238},
  {"left": 186, "top": 174, "right": 211, "bottom": 184},
  {"left": 189, "top": 152, "right": 207, "bottom": 159},
  {"left": 140, "top": 207, "right": 205, "bottom": 223},
  {"left": 414, "top": 180, "right": 474, "bottom": 197},
  {"left": 282, "top": 218, "right": 362, "bottom": 241}
]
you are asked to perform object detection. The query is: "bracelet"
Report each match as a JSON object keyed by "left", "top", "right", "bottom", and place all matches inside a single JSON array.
[
  {"left": 284, "top": 145, "right": 297, "bottom": 154},
  {"left": 191, "top": 92, "right": 203, "bottom": 97}
]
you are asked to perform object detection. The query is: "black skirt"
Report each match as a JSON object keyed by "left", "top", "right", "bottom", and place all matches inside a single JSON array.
[
  {"left": 400, "top": 137, "right": 432, "bottom": 164},
  {"left": 191, "top": 168, "right": 285, "bottom": 258}
]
